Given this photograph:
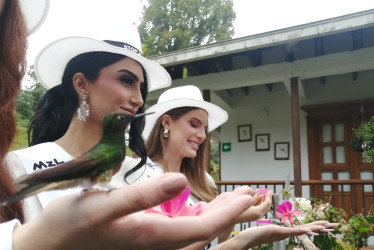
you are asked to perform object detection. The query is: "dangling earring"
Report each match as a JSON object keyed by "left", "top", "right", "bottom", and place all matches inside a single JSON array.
[
  {"left": 163, "top": 128, "right": 169, "bottom": 138},
  {"left": 162, "top": 122, "right": 168, "bottom": 138},
  {"left": 77, "top": 94, "right": 90, "bottom": 122}
]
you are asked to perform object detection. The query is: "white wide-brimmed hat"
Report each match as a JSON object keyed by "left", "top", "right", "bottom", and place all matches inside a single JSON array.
[
  {"left": 34, "top": 26, "right": 171, "bottom": 91},
  {"left": 143, "top": 85, "right": 228, "bottom": 139},
  {"left": 19, "top": 0, "right": 50, "bottom": 35}
]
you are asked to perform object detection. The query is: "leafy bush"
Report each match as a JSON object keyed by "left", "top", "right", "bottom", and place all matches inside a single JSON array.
[{"left": 353, "top": 115, "right": 374, "bottom": 163}]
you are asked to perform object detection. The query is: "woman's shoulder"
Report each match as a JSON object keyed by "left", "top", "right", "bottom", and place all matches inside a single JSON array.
[
  {"left": 9, "top": 142, "right": 65, "bottom": 160},
  {"left": 7, "top": 142, "right": 72, "bottom": 175}
]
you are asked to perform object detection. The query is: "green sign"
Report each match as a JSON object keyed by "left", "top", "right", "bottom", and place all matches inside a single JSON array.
[{"left": 222, "top": 142, "right": 231, "bottom": 152}]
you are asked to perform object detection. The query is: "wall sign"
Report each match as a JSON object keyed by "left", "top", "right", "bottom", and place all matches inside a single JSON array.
[{"left": 222, "top": 142, "right": 232, "bottom": 152}]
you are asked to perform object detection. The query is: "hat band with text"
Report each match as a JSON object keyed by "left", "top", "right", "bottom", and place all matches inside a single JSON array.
[{"left": 103, "top": 40, "right": 142, "bottom": 55}]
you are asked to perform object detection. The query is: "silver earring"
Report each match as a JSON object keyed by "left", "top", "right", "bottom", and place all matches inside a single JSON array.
[{"left": 77, "top": 94, "right": 90, "bottom": 122}]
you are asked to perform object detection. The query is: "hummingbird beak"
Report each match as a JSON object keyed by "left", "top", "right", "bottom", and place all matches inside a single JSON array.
[{"left": 134, "top": 112, "right": 155, "bottom": 118}]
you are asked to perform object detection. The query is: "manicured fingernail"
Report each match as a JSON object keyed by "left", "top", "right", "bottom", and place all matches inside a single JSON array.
[
  {"left": 161, "top": 173, "right": 187, "bottom": 194},
  {"left": 307, "top": 232, "right": 319, "bottom": 236}
]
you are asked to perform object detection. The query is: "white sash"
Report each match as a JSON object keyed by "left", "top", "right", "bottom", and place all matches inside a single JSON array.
[{"left": 12, "top": 142, "right": 81, "bottom": 208}]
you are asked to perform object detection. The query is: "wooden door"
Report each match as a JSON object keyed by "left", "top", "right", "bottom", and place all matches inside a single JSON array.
[{"left": 302, "top": 99, "right": 374, "bottom": 215}]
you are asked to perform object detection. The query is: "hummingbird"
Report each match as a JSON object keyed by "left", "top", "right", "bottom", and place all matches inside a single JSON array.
[{"left": 1, "top": 112, "right": 152, "bottom": 206}]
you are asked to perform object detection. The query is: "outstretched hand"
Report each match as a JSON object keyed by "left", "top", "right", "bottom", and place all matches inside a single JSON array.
[
  {"left": 13, "top": 173, "right": 254, "bottom": 250},
  {"left": 236, "top": 190, "right": 273, "bottom": 223},
  {"left": 215, "top": 220, "right": 338, "bottom": 250}
]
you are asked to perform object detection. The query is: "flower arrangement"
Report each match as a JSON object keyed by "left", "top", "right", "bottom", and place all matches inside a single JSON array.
[
  {"left": 283, "top": 189, "right": 374, "bottom": 249},
  {"left": 352, "top": 115, "right": 374, "bottom": 163},
  {"left": 253, "top": 188, "right": 374, "bottom": 250}
]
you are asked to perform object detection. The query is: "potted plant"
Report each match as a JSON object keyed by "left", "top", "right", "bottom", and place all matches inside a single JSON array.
[{"left": 351, "top": 115, "right": 374, "bottom": 163}]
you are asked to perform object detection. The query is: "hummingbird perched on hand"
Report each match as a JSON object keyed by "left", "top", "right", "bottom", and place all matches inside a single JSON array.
[{"left": 1, "top": 111, "right": 152, "bottom": 207}]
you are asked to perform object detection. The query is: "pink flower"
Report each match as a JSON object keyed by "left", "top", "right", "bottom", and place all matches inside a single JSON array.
[
  {"left": 257, "top": 219, "right": 272, "bottom": 226},
  {"left": 145, "top": 186, "right": 202, "bottom": 217},
  {"left": 275, "top": 201, "right": 303, "bottom": 225},
  {"left": 258, "top": 189, "right": 269, "bottom": 195}
]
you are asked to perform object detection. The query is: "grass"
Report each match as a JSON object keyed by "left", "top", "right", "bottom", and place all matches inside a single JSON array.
[{"left": 10, "top": 126, "right": 29, "bottom": 151}]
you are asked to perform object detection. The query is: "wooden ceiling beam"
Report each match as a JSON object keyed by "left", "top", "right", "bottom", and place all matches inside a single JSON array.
[
  {"left": 320, "top": 76, "right": 326, "bottom": 85},
  {"left": 225, "top": 89, "right": 233, "bottom": 96},
  {"left": 265, "top": 83, "right": 273, "bottom": 92},
  {"left": 247, "top": 49, "right": 263, "bottom": 67},
  {"left": 351, "top": 30, "right": 363, "bottom": 81},
  {"left": 352, "top": 72, "right": 358, "bottom": 81},
  {"left": 314, "top": 37, "right": 324, "bottom": 56},
  {"left": 240, "top": 87, "right": 249, "bottom": 95},
  {"left": 186, "top": 65, "right": 200, "bottom": 76}
]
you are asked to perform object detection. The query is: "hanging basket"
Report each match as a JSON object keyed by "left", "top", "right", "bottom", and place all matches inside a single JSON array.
[
  {"left": 350, "top": 138, "right": 374, "bottom": 152},
  {"left": 350, "top": 138, "right": 365, "bottom": 152}
]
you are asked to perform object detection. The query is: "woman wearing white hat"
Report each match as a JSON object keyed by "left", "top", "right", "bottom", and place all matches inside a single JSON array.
[
  {"left": 8, "top": 22, "right": 174, "bottom": 214},
  {"left": 1, "top": 1, "right": 256, "bottom": 250},
  {"left": 139, "top": 85, "right": 338, "bottom": 249},
  {"left": 6, "top": 41, "right": 253, "bottom": 248}
]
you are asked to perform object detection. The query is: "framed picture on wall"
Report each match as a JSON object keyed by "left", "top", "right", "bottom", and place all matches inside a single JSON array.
[
  {"left": 255, "top": 134, "right": 270, "bottom": 151},
  {"left": 274, "top": 142, "right": 290, "bottom": 160},
  {"left": 238, "top": 124, "right": 252, "bottom": 142}
]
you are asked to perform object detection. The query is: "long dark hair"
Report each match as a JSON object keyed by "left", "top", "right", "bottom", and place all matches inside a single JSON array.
[
  {"left": 28, "top": 51, "right": 148, "bottom": 170},
  {"left": 0, "top": 0, "right": 27, "bottom": 223}
]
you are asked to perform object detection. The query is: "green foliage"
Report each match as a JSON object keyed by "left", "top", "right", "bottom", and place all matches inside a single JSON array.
[
  {"left": 139, "top": 0, "right": 236, "bottom": 56},
  {"left": 15, "top": 82, "right": 46, "bottom": 121},
  {"left": 292, "top": 198, "right": 373, "bottom": 249},
  {"left": 277, "top": 189, "right": 374, "bottom": 249},
  {"left": 10, "top": 124, "right": 29, "bottom": 151},
  {"left": 353, "top": 115, "right": 374, "bottom": 163},
  {"left": 210, "top": 140, "right": 220, "bottom": 181},
  {"left": 12, "top": 67, "right": 46, "bottom": 151},
  {"left": 252, "top": 243, "right": 273, "bottom": 250}
]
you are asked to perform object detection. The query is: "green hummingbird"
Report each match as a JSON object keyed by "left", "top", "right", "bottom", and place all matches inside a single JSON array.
[{"left": 1, "top": 112, "right": 151, "bottom": 206}]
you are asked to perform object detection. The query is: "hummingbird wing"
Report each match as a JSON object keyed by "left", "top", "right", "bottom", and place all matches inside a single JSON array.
[
  {"left": 1, "top": 112, "right": 135, "bottom": 206},
  {"left": 1, "top": 150, "right": 107, "bottom": 207},
  {"left": 15, "top": 148, "right": 107, "bottom": 187}
]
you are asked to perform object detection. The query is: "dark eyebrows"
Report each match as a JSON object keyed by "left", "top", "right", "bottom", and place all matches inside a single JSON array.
[{"left": 117, "top": 69, "right": 142, "bottom": 83}]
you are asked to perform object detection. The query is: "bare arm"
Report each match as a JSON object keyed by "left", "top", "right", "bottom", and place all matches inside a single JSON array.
[
  {"left": 210, "top": 221, "right": 338, "bottom": 250},
  {"left": 12, "top": 173, "right": 253, "bottom": 250}
]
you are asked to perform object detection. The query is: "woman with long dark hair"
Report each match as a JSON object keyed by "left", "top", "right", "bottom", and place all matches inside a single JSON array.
[
  {"left": 6, "top": 23, "right": 172, "bottom": 215},
  {"left": 0, "top": 1, "right": 256, "bottom": 249}
]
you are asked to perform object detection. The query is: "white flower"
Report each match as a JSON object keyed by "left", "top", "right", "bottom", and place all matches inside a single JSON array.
[
  {"left": 290, "top": 198, "right": 312, "bottom": 223},
  {"left": 291, "top": 198, "right": 312, "bottom": 212},
  {"left": 315, "top": 206, "right": 326, "bottom": 219}
]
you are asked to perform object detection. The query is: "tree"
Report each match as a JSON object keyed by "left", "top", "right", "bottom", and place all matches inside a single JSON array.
[
  {"left": 12, "top": 66, "right": 46, "bottom": 150},
  {"left": 139, "top": 0, "right": 236, "bottom": 56},
  {"left": 15, "top": 66, "right": 46, "bottom": 122}
]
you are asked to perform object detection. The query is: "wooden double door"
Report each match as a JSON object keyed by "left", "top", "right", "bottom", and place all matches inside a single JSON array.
[{"left": 302, "top": 99, "right": 374, "bottom": 215}]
